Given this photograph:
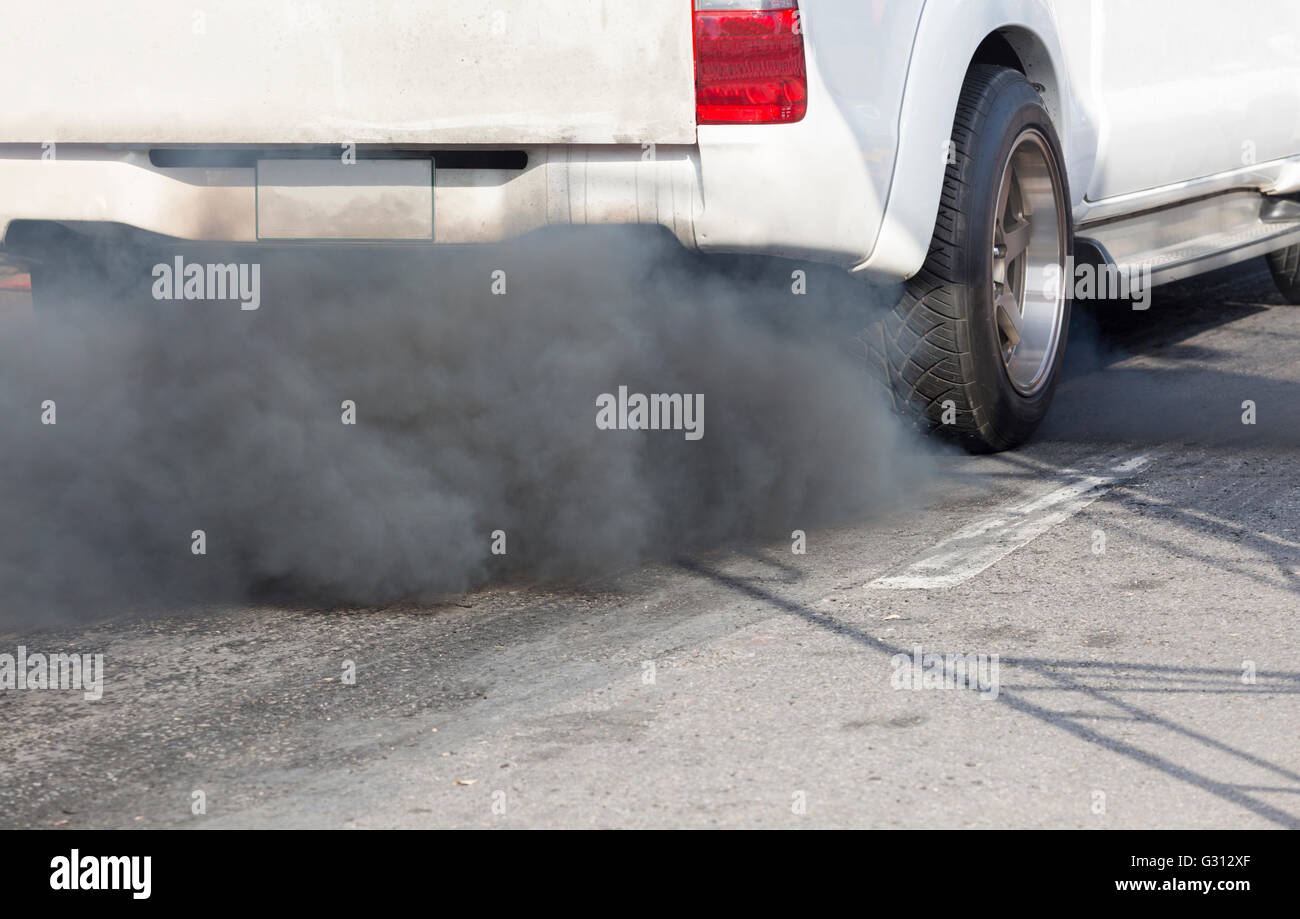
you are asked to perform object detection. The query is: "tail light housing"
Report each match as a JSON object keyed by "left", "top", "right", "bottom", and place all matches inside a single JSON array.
[{"left": 693, "top": 1, "right": 808, "bottom": 125}]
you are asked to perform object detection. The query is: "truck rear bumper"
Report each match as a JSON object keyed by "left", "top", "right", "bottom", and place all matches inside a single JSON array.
[
  {"left": 0, "top": 145, "right": 702, "bottom": 250},
  {"left": 0, "top": 109, "right": 889, "bottom": 273}
]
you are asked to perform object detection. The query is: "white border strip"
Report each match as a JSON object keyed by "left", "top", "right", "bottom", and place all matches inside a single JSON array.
[{"left": 869, "top": 454, "right": 1153, "bottom": 590}]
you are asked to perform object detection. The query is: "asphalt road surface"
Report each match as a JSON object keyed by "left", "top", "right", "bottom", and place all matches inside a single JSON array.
[{"left": 2, "top": 258, "right": 1298, "bottom": 829}]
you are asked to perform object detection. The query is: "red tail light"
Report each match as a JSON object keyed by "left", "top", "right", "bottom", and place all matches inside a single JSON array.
[{"left": 693, "top": 1, "right": 807, "bottom": 125}]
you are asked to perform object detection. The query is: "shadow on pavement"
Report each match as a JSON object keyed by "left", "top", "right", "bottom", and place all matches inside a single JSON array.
[{"left": 681, "top": 559, "right": 1300, "bottom": 828}]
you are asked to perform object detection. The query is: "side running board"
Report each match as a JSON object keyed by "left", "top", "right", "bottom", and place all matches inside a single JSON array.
[{"left": 1075, "top": 190, "right": 1300, "bottom": 288}]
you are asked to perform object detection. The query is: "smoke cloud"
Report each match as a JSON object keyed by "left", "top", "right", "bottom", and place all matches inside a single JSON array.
[{"left": 0, "top": 228, "right": 931, "bottom": 628}]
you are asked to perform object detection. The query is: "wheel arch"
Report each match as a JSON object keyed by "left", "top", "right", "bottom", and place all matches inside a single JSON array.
[
  {"left": 852, "top": 3, "right": 1083, "bottom": 283},
  {"left": 973, "top": 29, "right": 1065, "bottom": 144}
]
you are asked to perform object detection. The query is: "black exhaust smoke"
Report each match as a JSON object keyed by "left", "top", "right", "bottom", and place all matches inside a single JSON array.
[{"left": 0, "top": 229, "right": 930, "bottom": 628}]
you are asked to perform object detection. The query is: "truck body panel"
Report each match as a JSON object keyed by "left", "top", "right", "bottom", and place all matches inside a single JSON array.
[{"left": 1, "top": 0, "right": 696, "bottom": 145}]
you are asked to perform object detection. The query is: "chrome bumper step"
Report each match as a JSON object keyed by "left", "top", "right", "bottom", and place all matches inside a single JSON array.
[{"left": 1077, "top": 191, "right": 1300, "bottom": 287}]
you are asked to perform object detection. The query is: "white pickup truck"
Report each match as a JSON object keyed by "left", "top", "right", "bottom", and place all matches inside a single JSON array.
[{"left": 3, "top": 1, "right": 1300, "bottom": 450}]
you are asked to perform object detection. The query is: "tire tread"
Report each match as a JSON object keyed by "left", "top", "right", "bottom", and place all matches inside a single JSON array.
[
  {"left": 869, "top": 65, "right": 1060, "bottom": 452},
  {"left": 1268, "top": 244, "right": 1300, "bottom": 303}
]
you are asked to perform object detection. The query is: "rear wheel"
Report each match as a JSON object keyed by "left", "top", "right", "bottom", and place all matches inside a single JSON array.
[
  {"left": 873, "top": 65, "right": 1072, "bottom": 453},
  {"left": 26, "top": 230, "right": 169, "bottom": 324},
  {"left": 1266, "top": 244, "right": 1300, "bottom": 303},
  {"left": 22, "top": 226, "right": 114, "bottom": 317}
]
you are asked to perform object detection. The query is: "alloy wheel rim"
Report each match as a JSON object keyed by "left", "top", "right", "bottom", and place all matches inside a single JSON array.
[{"left": 991, "top": 128, "right": 1067, "bottom": 396}]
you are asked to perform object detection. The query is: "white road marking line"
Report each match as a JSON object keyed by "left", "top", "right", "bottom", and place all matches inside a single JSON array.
[{"left": 869, "top": 454, "right": 1153, "bottom": 590}]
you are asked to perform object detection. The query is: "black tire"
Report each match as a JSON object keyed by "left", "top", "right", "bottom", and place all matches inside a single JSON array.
[
  {"left": 26, "top": 229, "right": 111, "bottom": 316},
  {"left": 1267, "top": 244, "right": 1300, "bottom": 304},
  {"left": 872, "top": 65, "right": 1073, "bottom": 453},
  {"left": 28, "top": 251, "right": 78, "bottom": 315},
  {"left": 28, "top": 232, "right": 164, "bottom": 322}
]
